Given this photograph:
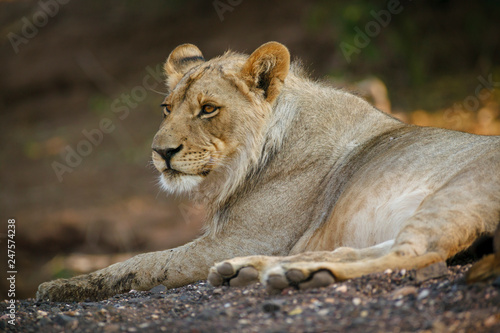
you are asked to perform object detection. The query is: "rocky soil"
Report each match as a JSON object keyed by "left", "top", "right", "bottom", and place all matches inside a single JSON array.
[{"left": 2, "top": 263, "right": 500, "bottom": 333}]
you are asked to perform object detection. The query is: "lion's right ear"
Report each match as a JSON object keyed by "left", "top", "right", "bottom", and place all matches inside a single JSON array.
[{"left": 164, "top": 44, "right": 205, "bottom": 90}]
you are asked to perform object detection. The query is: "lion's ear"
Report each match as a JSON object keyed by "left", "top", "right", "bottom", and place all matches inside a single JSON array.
[
  {"left": 241, "top": 42, "right": 290, "bottom": 103},
  {"left": 164, "top": 44, "right": 205, "bottom": 90}
]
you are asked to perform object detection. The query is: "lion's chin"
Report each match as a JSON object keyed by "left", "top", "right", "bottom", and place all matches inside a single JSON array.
[{"left": 158, "top": 172, "right": 204, "bottom": 195}]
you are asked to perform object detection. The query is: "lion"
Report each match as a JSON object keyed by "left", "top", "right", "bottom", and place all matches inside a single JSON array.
[{"left": 37, "top": 42, "right": 500, "bottom": 302}]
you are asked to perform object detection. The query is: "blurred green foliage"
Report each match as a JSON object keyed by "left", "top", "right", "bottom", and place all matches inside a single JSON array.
[{"left": 305, "top": 0, "right": 500, "bottom": 110}]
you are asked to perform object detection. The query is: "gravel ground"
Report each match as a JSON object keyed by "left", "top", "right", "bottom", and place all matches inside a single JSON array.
[{"left": 2, "top": 264, "right": 500, "bottom": 333}]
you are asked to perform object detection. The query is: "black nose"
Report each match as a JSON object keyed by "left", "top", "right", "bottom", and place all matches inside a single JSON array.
[{"left": 153, "top": 145, "right": 183, "bottom": 169}]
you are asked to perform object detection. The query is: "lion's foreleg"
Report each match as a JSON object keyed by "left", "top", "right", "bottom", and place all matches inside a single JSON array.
[
  {"left": 36, "top": 236, "right": 235, "bottom": 302},
  {"left": 36, "top": 248, "right": 186, "bottom": 302}
]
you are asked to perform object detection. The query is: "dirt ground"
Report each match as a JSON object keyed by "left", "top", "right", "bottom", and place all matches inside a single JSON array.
[{"left": 2, "top": 263, "right": 500, "bottom": 332}]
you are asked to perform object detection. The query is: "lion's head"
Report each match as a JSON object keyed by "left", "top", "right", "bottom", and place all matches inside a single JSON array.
[{"left": 152, "top": 42, "right": 290, "bottom": 200}]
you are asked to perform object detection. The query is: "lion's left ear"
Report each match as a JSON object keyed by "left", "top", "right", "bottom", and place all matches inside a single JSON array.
[
  {"left": 164, "top": 44, "right": 205, "bottom": 91},
  {"left": 241, "top": 42, "right": 290, "bottom": 103}
]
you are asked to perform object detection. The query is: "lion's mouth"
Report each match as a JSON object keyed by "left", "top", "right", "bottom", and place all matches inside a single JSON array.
[
  {"left": 162, "top": 168, "right": 210, "bottom": 177},
  {"left": 162, "top": 168, "right": 181, "bottom": 175}
]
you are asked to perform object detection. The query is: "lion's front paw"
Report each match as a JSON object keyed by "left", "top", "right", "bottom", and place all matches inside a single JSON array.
[
  {"left": 36, "top": 274, "right": 109, "bottom": 302},
  {"left": 36, "top": 280, "right": 64, "bottom": 302},
  {"left": 36, "top": 279, "right": 77, "bottom": 302}
]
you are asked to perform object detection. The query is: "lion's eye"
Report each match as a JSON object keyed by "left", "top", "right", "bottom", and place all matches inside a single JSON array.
[
  {"left": 201, "top": 104, "right": 218, "bottom": 115},
  {"left": 161, "top": 104, "right": 172, "bottom": 117}
]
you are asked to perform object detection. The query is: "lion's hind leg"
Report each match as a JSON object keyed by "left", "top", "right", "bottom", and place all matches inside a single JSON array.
[
  {"left": 208, "top": 241, "right": 442, "bottom": 291},
  {"left": 264, "top": 251, "right": 444, "bottom": 292},
  {"left": 208, "top": 240, "right": 396, "bottom": 289}
]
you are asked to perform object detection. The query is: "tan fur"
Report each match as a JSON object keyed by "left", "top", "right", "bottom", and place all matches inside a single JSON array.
[
  {"left": 37, "top": 42, "right": 500, "bottom": 301},
  {"left": 466, "top": 222, "right": 500, "bottom": 283}
]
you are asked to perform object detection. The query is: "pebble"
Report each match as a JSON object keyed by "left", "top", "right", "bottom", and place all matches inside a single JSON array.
[
  {"left": 37, "top": 310, "right": 48, "bottom": 316},
  {"left": 318, "top": 309, "right": 329, "bottom": 316},
  {"left": 391, "top": 286, "right": 418, "bottom": 299},
  {"left": 64, "top": 310, "right": 80, "bottom": 317},
  {"left": 352, "top": 298, "right": 361, "bottom": 306},
  {"left": 484, "top": 315, "right": 500, "bottom": 327},
  {"left": 415, "top": 262, "right": 448, "bottom": 283},
  {"left": 212, "top": 288, "right": 224, "bottom": 295},
  {"left": 262, "top": 301, "right": 282, "bottom": 313},
  {"left": 149, "top": 285, "right": 166, "bottom": 293},
  {"left": 288, "top": 307, "right": 303, "bottom": 315},
  {"left": 54, "top": 314, "right": 77, "bottom": 328},
  {"left": 417, "top": 289, "right": 431, "bottom": 300},
  {"left": 103, "top": 324, "right": 120, "bottom": 332},
  {"left": 335, "top": 285, "right": 348, "bottom": 293}
]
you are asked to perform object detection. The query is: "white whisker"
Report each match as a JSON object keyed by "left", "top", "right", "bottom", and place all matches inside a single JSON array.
[{"left": 146, "top": 87, "right": 168, "bottom": 95}]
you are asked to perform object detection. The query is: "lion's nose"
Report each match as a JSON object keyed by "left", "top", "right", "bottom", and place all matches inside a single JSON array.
[{"left": 153, "top": 145, "right": 183, "bottom": 169}]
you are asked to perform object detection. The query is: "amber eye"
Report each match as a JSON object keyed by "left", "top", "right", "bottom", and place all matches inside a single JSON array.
[
  {"left": 201, "top": 104, "right": 218, "bottom": 115},
  {"left": 161, "top": 104, "right": 172, "bottom": 117},
  {"left": 201, "top": 104, "right": 217, "bottom": 113}
]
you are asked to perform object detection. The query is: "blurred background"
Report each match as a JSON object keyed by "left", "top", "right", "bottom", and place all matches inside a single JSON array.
[{"left": 1, "top": 0, "right": 499, "bottom": 299}]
